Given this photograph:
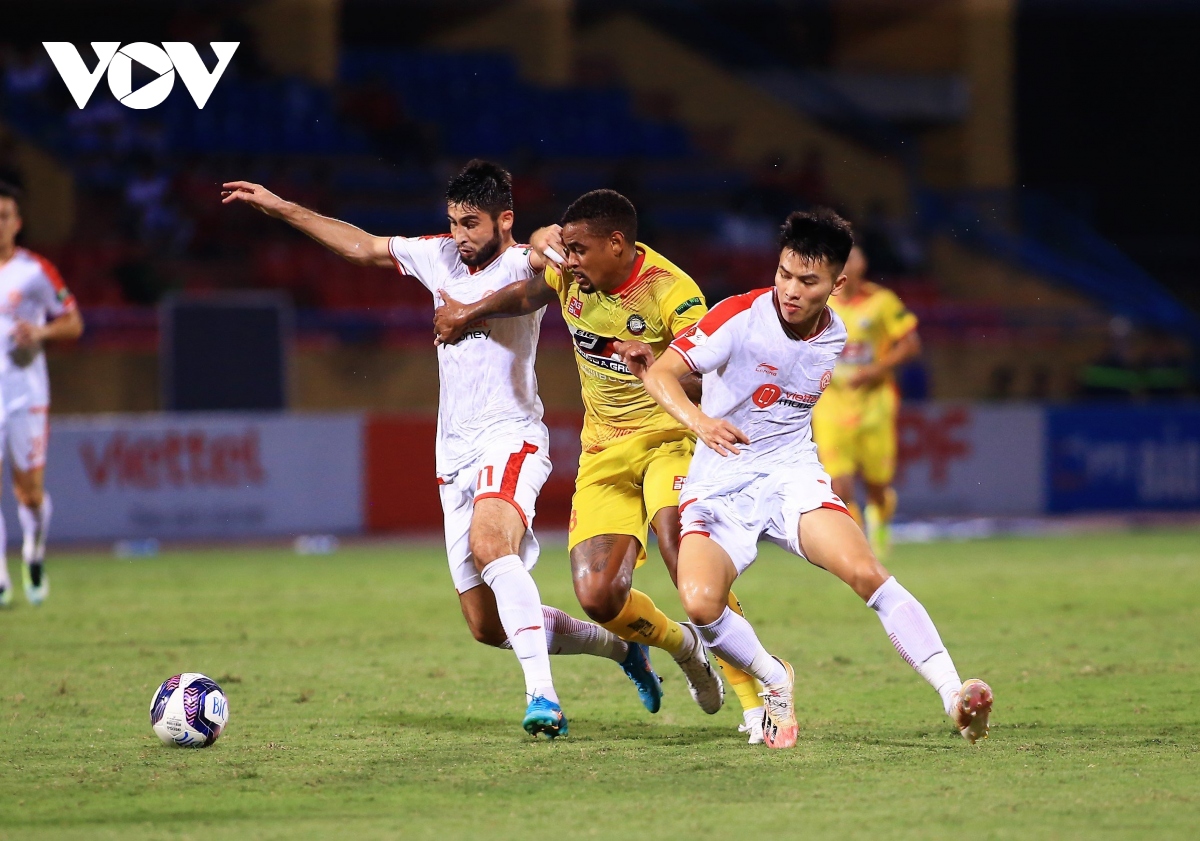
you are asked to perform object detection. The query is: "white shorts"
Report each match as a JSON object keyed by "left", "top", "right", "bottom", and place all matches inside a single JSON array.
[
  {"left": 439, "top": 436, "right": 553, "bottom": 594},
  {"left": 2, "top": 404, "right": 49, "bottom": 472},
  {"left": 679, "top": 466, "right": 850, "bottom": 575}
]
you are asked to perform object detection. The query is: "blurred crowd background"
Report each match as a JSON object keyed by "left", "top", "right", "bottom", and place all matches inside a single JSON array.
[{"left": 1, "top": 0, "right": 1197, "bottom": 418}]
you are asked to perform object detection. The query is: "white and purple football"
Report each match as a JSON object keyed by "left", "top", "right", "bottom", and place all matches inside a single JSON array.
[{"left": 149, "top": 673, "right": 229, "bottom": 748}]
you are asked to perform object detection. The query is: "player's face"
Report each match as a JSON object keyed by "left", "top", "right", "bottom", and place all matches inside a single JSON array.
[
  {"left": 775, "top": 248, "right": 846, "bottom": 327},
  {"left": 561, "top": 222, "right": 625, "bottom": 294},
  {"left": 0, "top": 198, "right": 21, "bottom": 251},
  {"left": 447, "top": 203, "right": 512, "bottom": 268}
]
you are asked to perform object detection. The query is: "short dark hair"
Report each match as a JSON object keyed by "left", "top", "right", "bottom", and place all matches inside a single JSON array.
[
  {"left": 445, "top": 159, "right": 513, "bottom": 217},
  {"left": 778, "top": 208, "right": 854, "bottom": 268},
  {"left": 560, "top": 189, "right": 637, "bottom": 242},
  {"left": 0, "top": 181, "right": 22, "bottom": 207}
]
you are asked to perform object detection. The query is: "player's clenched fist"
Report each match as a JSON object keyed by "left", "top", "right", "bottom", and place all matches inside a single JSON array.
[
  {"left": 690, "top": 414, "right": 749, "bottom": 458},
  {"left": 220, "top": 181, "right": 288, "bottom": 217}
]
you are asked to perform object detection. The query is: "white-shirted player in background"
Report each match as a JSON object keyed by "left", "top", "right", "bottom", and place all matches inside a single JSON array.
[
  {"left": 222, "top": 161, "right": 662, "bottom": 738},
  {"left": 638, "top": 209, "right": 992, "bottom": 749},
  {"left": 0, "top": 181, "right": 84, "bottom": 608}
]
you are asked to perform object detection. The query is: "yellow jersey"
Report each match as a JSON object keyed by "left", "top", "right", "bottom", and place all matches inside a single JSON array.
[
  {"left": 544, "top": 243, "right": 707, "bottom": 452},
  {"left": 825, "top": 282, "right": 918, "bottom": 407}
]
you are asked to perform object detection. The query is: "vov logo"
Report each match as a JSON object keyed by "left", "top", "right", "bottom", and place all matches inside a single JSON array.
[{"left": 43, "top": 42, "right": 239, "bottom": 110}]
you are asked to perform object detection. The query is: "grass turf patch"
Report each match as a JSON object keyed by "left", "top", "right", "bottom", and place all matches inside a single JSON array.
[{"left": 1, "top": 530, "right": 1197, "bottom": 839}]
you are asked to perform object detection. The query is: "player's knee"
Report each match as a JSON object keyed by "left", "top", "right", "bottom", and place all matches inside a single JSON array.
[
  {"left": 468, "top": 530, "right": 519, "bottom": 568},
  {"left": 678, "top": 580, "right": 724, "bottom": 626},
  {"left": 850, "top": 558, "right": 890, "bottom": 602},
  {"left": 573, "top": 578, "right": 623, "bottom": 624},
  {"left": 12, "top": 476, "right": 42, "bottom": 509}
]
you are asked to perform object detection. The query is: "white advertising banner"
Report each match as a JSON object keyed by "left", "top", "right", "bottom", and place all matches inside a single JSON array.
[
  {"left": 893, "top": 403, "right": 1045, "bottom": 517},
  {"left": 24, "top": 413, "right": 363, "bottom": 541}
]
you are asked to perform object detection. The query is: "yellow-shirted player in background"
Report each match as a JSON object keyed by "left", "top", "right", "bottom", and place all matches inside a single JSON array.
[
  {"left": 812, "top": 246, "right": 921, "bottom": 561},
  {"left": 436, "top": 190, "right": 769, "bottom": 742}
]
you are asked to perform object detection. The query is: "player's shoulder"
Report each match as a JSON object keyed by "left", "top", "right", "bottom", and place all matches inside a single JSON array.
[
  {"left": 814, "top": 306, "right": 848, "bottom": 349},
  {"left": 635, "top": 243, "right": 699, "bottom": 294},
  {"left": 13, "top": 248, "right": 65, "bottom": 285},
  {"left": 698, "top": 288, "right": 772, "bottom": 333}
]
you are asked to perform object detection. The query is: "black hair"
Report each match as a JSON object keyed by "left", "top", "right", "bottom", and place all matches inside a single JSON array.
[
  {"left": 778, "top": 208, "right": 854, "bottom": 268},
  {"left": 560, "top": 189, "right": 637, "bottom": 242},
  {"left": 0, "top": 181, "right": 23, "bottom": 207},
  {"left": 444, "top": 159, "right": 513, "bottom": 217}
]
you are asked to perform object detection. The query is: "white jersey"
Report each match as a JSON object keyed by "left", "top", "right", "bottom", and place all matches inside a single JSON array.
[
  {"left": 670, "top": 287, "right": 847, "bottom": 490},
  {"left": 0, "top": 248, "right": 76, "bottom": 411},
  {"left": 388, "top": 234, "right": 546, "bottom": 476}
]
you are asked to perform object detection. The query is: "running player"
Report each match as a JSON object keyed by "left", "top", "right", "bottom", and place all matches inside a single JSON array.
[
  {"left": 0, "top": 181, "right": 84, "bottom": 608},
  {"left": 435, "top": 190, "right": 764, "bottom": 735},
  {"left": 812, "top": 246, "right": 921, "bottom": 560},
  {"left": 641, "top": 209, "right": 992, "bottom": 749},
  {"left": 222, "top": 161, "right": 661, "bottom": 738}
]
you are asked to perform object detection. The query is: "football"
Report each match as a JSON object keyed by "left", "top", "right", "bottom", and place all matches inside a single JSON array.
[{"left": 149, "top": 673, "right": 230, "bottom": 748}]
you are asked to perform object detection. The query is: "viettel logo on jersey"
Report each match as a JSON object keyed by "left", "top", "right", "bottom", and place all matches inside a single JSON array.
[{"left": 44, "top": 42, "right": 238, "bottom": 110}]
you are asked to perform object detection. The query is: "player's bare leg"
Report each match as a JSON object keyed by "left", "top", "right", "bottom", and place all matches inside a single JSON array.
[
  {"left": 798, "top": 507, "right": 992, "bottom": 742},
  {"left": 12, "top": 466, "right": 50, "bottom": 606},
  {"left": 471, "top": 498, "right": 566, "bottom": 736},
  {"left": 571, "top": 533, "right": 723, "bottom": 713},
  {"left": 654, "top": 506, "right": 764, "bottom": 740},
  {"left": 863, "top": 480, "right": 897, "bottom": 561},
  {"left": 677, "top": 535, "right": 795, "bottom": 748}
]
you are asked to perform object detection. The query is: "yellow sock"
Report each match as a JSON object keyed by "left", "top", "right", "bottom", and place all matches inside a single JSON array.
[
  {"left": 600, "top": 588, "right": 687, "bottom": 655},
  {"left": 846, "top": 500, "right": 865, "bottom": 530},
  {"left": 714, "top": 591, "right": 764, "bottom": 712},
  {"left": 882, "top": 487, "right": 898, "bottom": 521}
]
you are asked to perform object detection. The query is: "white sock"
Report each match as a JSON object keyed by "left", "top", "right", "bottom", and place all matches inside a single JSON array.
[
  {"left": 19, "top": 493, "right": 52, "bottom": 564},
  {"left": 868, "top": 576, "right": 962, "bottom": 714},
  {"left": 542, "top": 606, "right": 628, "bottom": 661},
  {"left": 479, "top": 555, "right": 558, "bottom": 704},
  {"left": 695, "top": 607, "right": 788, "bottom": 687}
]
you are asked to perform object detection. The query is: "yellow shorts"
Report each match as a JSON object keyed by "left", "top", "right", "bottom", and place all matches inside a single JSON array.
[
  {"left": 812, "top": 386, "right": 898, "bottom": 486},
  {"left": 568, "top": 430, "right": 696, "bottom": 567}
]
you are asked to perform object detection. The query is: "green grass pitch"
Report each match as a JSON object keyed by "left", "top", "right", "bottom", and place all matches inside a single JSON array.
[{"left": 1, "top": 529, "right": 1197, "bottom": 840}]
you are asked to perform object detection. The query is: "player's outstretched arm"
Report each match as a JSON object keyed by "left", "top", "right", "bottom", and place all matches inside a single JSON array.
[
  {"left": 433, "top": 278, "right": 558, "bottom": 346},
  {"left": 221, "top": 181, "right": 393, "bottom": 268},
  {"left": 644, "top": 351, "right": 749, "bottom": 457}
]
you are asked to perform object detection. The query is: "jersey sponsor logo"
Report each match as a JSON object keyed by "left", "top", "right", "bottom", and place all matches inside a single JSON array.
[
  {"left": 674, "top": 296, "right": 702, "bottom": 316},
  {"left": 43, "top": 42, "right": 238, "bottom": 110},
  {"left": 752, "top": 383, "right": 822, "bottom": 410},
  {"left": 753, "top": 384, "right": 782, "bottom": 408},
  {"left": 626, "top": 314, "right": 647, "bottom": 336},
  {"left": 570, "top": 327, "right": 631, "bottom": 375},
  {"left": 756, "top": 362, "right": 778, "bottom": 376},
  {"left": 673, "top": 475, "right": 686, "bottom": 491},
  {"left": 568, "top": 296, "right": 583, "bottom": 317},
  {"left": 820, "top": 370, "right": 832, "bottom": 391}
]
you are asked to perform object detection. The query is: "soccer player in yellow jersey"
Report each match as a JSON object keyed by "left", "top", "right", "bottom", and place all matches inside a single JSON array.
[
  {"left": 436, "top": 190, "right": 770, "bottom": 739},
  {"left": 811, "top": 246, "right": 921, "bottom": 560}
]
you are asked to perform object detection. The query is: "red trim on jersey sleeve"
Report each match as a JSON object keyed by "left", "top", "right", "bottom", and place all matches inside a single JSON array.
[
  {"left": 666, "top": 344, "right": 698, "bottom": 372},
  {"left": 696, "top": 288, "right": 772, "bottom": 335},
  {"left": 28, "top": 251, "right": 77, "bottom": 311},
  {"left": 608, "top": 250, "right": 647, "bottom": 296}
]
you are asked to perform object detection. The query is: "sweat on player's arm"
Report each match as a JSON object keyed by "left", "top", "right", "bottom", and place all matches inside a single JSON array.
[
  {"left": 433, "top": 276, "right": 558, "bottom": 345},
  {"left": 642, "top": 350, "right": 748, "bottom": 457},
  {"left": 220, "top": 181, "right": 394, "bottom": 268}
]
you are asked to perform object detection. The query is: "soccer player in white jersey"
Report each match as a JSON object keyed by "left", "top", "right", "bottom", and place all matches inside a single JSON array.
[
  {"left": 0, "top": 181, "right": 85, "bottom": 608},
  {"left": 639, "top": 209, "right": 992, "bottom": 749},
  {"left": 222, "top": 160, "right": 662, "bottom": 738}
]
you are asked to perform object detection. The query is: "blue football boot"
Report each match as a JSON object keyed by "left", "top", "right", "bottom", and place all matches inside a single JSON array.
[
  {"left": 522, "top": 695, "right": 568, "bottom": 739},
  {"left": 619, "top": 642, "right": 663, "bottom": 713}
]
